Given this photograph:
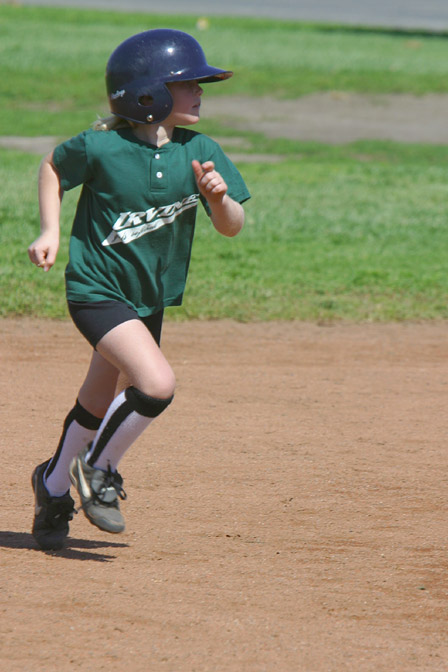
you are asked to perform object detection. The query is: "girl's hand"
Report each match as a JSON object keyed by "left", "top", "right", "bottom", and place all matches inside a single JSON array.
[
  {"left": 192, "top": 159, "right": 244, "bottom": 237},
  {"left": 192, "top": 160, "right": 228, "bottom": 204},
  {"left": 28, "top": 233, "right": 59, "bottom": 272}
]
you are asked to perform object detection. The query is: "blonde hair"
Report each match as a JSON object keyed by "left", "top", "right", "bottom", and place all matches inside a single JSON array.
[{"left": 91, "top": 114, "right": 133, "bottom": 131}]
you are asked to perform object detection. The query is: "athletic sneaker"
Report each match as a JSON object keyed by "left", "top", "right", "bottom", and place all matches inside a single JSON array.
[
  {"left": 31, "top": 460, "right": 76, "bottom": 551},
  {"left": 69, "top": 446, "right": 126, "bottom": 533}
]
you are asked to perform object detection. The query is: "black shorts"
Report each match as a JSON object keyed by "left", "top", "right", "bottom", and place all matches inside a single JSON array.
[{"left": 68, "top": 300, "right": 164, "bottom": 349}]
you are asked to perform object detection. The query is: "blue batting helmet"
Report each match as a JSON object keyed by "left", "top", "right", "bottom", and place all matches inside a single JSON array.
[{"left": 106, "top": 29, "right": 233, "bottom": 124}]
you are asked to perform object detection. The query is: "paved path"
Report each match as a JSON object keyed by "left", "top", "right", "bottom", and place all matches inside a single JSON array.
[{"left": 19, "top": 0, "right": 448, "bottom": 31}]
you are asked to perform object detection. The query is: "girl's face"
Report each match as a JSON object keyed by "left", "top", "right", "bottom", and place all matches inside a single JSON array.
[{"left": 165, "top": 80, "right": 203, "bottom": 127}]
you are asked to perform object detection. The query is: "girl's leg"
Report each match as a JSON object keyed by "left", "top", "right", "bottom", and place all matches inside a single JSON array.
[
  {"left": 31, "top": 351, "right": 120, "bottom": 550},
  {"left": 44, "top": 351, "right": 120, "bottom": 496},
  {"left": 85, "top": 318, "right": 175, "bottom": 471},
  {"left": 97, "top": 316, "right": 175, "bottom": 398},
  {"left": 77, "top": 350, "right": 121, "bottom": 417},
  {"left": 69, "top": 319, "right": 175, "bottom": 533}
]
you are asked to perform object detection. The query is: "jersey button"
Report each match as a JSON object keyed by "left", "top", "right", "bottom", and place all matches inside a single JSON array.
[
  {"left": 156, "top": 171, "right": 163, "bottom": 179},
  {"left": 155, "top": 153, "right": 160, "bottom": 159}
]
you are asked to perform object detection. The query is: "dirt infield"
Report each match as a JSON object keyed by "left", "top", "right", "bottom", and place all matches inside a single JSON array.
[{"left": 1, "top": 317, "right": 447, "bottom": 671}]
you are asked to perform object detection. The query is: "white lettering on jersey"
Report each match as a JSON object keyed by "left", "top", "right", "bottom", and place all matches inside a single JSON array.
[{"left": 102, "top": 194, "right": 199, "bottom": 246}]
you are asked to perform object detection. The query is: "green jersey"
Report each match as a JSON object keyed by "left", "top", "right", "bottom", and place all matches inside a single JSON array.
[{"left": 53, "top": 126, "right": 250, "bottom": 316}]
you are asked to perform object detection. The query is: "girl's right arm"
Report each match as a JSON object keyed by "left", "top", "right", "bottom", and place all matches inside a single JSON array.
[{"left": 28, "top": 151, "right": 63, "bottom": 272}]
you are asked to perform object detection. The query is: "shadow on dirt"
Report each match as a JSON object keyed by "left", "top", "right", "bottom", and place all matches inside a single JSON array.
[{"left": 0, "top": 530, "right": 129, "bottom": 561}]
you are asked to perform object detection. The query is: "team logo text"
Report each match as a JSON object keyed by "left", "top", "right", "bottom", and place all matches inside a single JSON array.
[{"left": 102, "top": 194, "right": 199, "bottom": 246}]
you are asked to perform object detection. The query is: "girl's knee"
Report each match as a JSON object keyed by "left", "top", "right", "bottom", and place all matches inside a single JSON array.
[
  {"left": 126, "top": 386, "right": 174, "bottom": 417},
  {"left": 127, "top": 356, "right": 175, "bottom": 399},
  {"left": 143, "top": 369, "right": 176, "bottom": 400}
]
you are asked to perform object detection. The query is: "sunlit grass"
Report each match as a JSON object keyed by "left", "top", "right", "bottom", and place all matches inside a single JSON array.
[
  {"left": 3, "top": 141, "right": 448, "bottom": 322},
  {"left": 2, "top": 5, "right": 448, "bottom": 135}
]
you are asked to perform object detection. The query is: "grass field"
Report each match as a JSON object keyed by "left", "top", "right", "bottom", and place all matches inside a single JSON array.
[
  {"left": 1, "top": 5, "right": 448, "bottom": 322},
  {"left": 3, "top": 6, "right": 448, "bottom": 135}
]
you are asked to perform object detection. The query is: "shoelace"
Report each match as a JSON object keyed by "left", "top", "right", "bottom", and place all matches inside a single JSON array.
[
  {"left": 48, "top": 499, "right": 76, "bottom": 524},
  {"left": 94, "top": 464, "right": 127, "bottom": 505}
]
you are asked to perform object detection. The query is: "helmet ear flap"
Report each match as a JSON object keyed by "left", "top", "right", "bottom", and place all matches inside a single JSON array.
[
  {"left": 110, "top": 80, "right": 173, "bottom": 124},
  {"left": 135, "top": 82, "right": 173, "bottom": 124},
  {"left": 138, "top": 96, "right": 155, "bottom": 123}
]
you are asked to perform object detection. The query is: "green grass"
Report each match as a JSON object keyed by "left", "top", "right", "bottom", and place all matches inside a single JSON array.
[
  {"left": 2, "top": 5, "right": 448, "bottom": 322},
  {"left": 184, "top": 143, "right": 448, "bottom": 322},
  {"left": 2, "top": 5, "right": 448, "bottom": 135},
  {"left": 4, "top": 141, "right": 448, "bottom": 322}
]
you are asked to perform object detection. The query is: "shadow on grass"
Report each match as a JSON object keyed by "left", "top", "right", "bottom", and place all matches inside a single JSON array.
[{"left": 0, "top": 530, "right": 129, "bottom": 562}]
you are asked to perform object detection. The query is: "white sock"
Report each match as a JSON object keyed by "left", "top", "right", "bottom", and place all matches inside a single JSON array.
[
  {"left": 44, "top": 400, "right": 102, "bottom": 497},
  {"left": 86, "top": 390, "right": 154, "bottom": 472},
  {"left": 45, "top": 422, "right": 98, "bottom": 496}
]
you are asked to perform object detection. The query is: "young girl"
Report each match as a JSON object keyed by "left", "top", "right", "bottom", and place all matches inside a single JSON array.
[{"left": 28, "top": 29, "right": 250, "bottom": 551}]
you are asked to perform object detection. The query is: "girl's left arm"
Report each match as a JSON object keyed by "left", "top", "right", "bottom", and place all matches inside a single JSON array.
[
  {"left": 192, "top": 160, "right": 244, "bottom": 237},
  {"left": 28, "top": 151, "right": 63, "bottom": 272}
]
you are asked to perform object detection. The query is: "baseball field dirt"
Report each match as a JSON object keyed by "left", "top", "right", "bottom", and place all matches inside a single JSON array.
[{"left": 1, "top": 317, "right": 447, "bottom": 671}]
